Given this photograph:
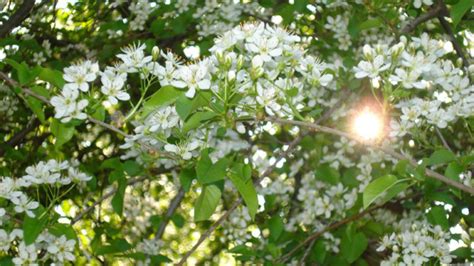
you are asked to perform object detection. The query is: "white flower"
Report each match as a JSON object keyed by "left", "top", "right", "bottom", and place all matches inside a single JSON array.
[
  {"left": 117, "top": 43, "right": 152, "bottom": 73},
  {"left": 413, "top": 0, "right": 433, "bottom": 8},
  {"left": 176, "top": 62, "right": 212, "bottom": 98},
  {"left": 46, "top": 159, "right": 69, "bottom": 173},
  {"left": 22, "top": 161, "right": 60, "bottom": 185},
  {"left": 51, "top": 89, "right": 79, "bottom": 119},
  {"left": 47, "top": 235, "right": 76, "bottom": 262},
  {"left": 68, "top": 167, "right": 92, "bottom": 183},
  {"left": 147, "top": 106, "right": 180, "bottom": 133},
  {"left": 65, "top": 99, "right": 89, "bottom": 122},
  {"left": 63, "top": 62, "right": 97, "bottom": 92},
  {"left": 0, "top": 229, "right": 9, "bottom": 251},
  {"left": 100, "top": 72, "right": 130, "bottom": 104},
  {"left": 11, "top": 194, "right": 39, "bottom": 217},
  {"left": 164, "top": 141, "right": 200, "bottom": 160},
  {"left": 389, "top": 68, "right": 428, "bottom": 89},
  {"left": 354, "top": 55, "right": 390, "bottom": 79},
  {"left": 12, "top": 242, "right": 38, "bottom": 266},
  {"left": 256, "top": 83, "right": 281, "bottom": 116},
  {"left": 246, "top": 36, "right": 282, "bottom": 61},
  {"left": 0, "top": 177, "right": 22, "bottom": 200},
  {"left": 151, "top": 61, "right": 181, "bottom": 87}
]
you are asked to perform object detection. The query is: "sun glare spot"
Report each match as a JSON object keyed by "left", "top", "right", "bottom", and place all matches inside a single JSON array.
[{"left": 352, "top": 107, "right": 384, "bottom": 141}]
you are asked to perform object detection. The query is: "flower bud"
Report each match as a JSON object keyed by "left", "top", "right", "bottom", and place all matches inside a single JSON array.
[
  {"left": 237, "top": 55, "right": 244, "bottom": 70},
  {"left": 362, "top": 44, "right": 373, "bottom": 60},
  {"left": 152, "top": 46, "right": 160, "bottom": 61},
  {"left": 228, "top": 70, "right": 236, "bottom": 81},
  {"left": 252, "top": 55, "right": 264, "bottom": 68}
]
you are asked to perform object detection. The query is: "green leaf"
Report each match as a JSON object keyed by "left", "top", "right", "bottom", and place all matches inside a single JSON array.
[
  {"left": 0, "top": 256, "right": 14, "bottom": 266},
  {"left": 101, "top": 157, "right": 123, "bottom": 170},
  {"left": 427, "top": 206, "right": 449, "bottom": 230},
  {"left": 268, "top": 216, "right": 284, "bottom": 241},
  {"left": 428, "top": 149, "right": 456, "bottom": 165},
  {"left": 95, "top": 238, "right": 132, "bottom": 255},
  {"left": 182, "top": 111, "right": 218, "bottom": 133},
  {"left": 341, "top": 232, "right": 368, "bottom": 263},
  {"left": 363, "top": 175, "right": 408, "bottom": 209},
  {"left": 315, "top": 164, "right": 340, "bottom": 185},
  {"left": 142, "top": 86, "right": 183, "bottom": 117},
  {"left": 4, "top": 59, "right": 36, "bottom": 85},
  {"left": 171, "top": 214, "right": 185, "bottom": 228},
  {"left": 229, "top": 163, "right": 258, "bottom": 219},
  {"left": 451, "top": 246, "right": 473, "bottom": 259},
  {"left": 229, "top": 245, "right": 257, "bottom": 256},
  {"left": 26, "top": 96, "right": 45, "bottom": 123},
  {"left": 311, "top": 240, "right": 327, "bottom": 264},
  {"left": 150, "top": 255, "right": 172, "bottom": 264},
  {"left": 179, "top": 168, "right": 195, "bottom": 192},
  {"left": 194, "top": 184, "right": 221, "bottom": 221},
  {"left": 451, "top": 0, "right": 473, "bottom": 28},
  {"left": 50, "top": 119, "right": 75, "bottom": 148},
  {"left": 175, "top": 92, "right": 211, "bottom": 120},
  {"left": 123, "top": 160, "right": 143, "bottom": 176},
  {"left": 48, "top": 223, "right": 78, "bottom": 242},
  {"left": 196, "top": 150, "right": 229, "bottom": 184},
  {"left": 23, "top": 210, "right": 48, "bottom": 245},
  {"left": 91, "top": 106, "right": 106, "bottom": 122},
  {"left": 112, "top": 178, "right": 127, "bottom": 216},
  {"left": 38, "top": 67, "right": 65, "bottom": 88},
  {"left": 445, "top": 161, "right": 463, "bottom": 181}
]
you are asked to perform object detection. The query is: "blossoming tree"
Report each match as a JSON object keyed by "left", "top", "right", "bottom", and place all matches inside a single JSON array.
[{"left": 0, "top": 0, "right": 473, "bottom": 265}]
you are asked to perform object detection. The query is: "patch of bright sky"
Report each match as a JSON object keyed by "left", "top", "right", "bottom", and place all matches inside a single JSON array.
[{"left": 56, "top": 0, "right": 78, "bottom": 9}]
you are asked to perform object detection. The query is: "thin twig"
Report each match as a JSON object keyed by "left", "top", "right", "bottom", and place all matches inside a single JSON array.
[
  {"left": 265, "top": 117, "right": 474, "bottom": 195},
  {"left": 437, "top": 1, "right": 470, "bottom": 68},
  {"left": 435, "top": 128, "right": 453, "bottom": 152},
  {"left": 399, "top": 2, "right": 443, "bottom": 34},
  {"left": 71, "top": 176, "right": 148, "bottom": 225},
  {"left": 0, "top": 117, "right": 39, "bottom": 156},
  {"left": 0, "top": 0, "right": 35, "bottom": 38},
  {"left": 0, "top": 71, "right": 132, "bottom": 138},
  {"left": 277, "top": 192, "right": 422, "bottom": 263},
  {"left": 176, "top": 134, "right": 306, "bottom": 265},
  {"left": 277, "top": 203, "right": 385, "bottom": 263},
  {"left": 154, "top": 187, "right": 186, "bottom": 240},
  {"left": 175, "top": 91, "right": 350, "bottom": 265},
  {"left": 298, "top": 239, "right": 316, "bottom": 266}
]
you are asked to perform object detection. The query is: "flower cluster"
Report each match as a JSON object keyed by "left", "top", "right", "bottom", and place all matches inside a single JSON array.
[
  {"left": 353, "top": 34, "right": 474, "bottom": 134},
  {"left": 289, "top": 174, "right": 357, "bottom": 228},
  {"left": 0, "top": 229, "right": 76, "bottom": 265},
  {"left": 0, "top": 159, "right": 91, "bottom": 218},
  {"left": 51, "top": 60, "right": 99, "bottom": 122},
  {"left": 221, "top": 206, "right": 254, "bottom": 245},
  {"left": 51, "top": 45, "right": 142, "bottom": 122},
  {"left": 129, "top": 0, "right": 155, "bottom": 31},
  {"left": 193, "top": 0, "right": 270, "bottom": 37},
  {"left": 324, "top": 13, "right": 352, "bottom": 51},
  {"left": 0, "top": 83, "right": 19, "bottom": 130},
  {"left": 375, "top": 211, "right": 453, "bottom": 265}
]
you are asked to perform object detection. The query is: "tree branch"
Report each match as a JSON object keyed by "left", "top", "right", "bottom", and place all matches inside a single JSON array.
[
  {"left": 277, "top": 202, "right": 387, "bottom": 263},
  {"left": 0, "top": 0, "right": 36, "bottom": 38},
  {"left": 176, "top": 133, "right": 307, "bottom": 266},
  {"left": 0, "top": 117, "right": 39, "bottom": 157},
  {"left": 437, "top": 1, "right": 470, "bottom": 68},
  {"left": 175, "top": 92, "right": 350, "bottom": 265},
  {"left": 0, "top": 71, "right": 132, "bottom": 138},
  {"left": 71, "top": 175, "right": 148, "bottom": 225},
  {"left": 265, "top": 117, "right": 474, "bottom": 195},
  {"left": 154, "top": 187, "right": 186, "bottom": 240},
  {"left": 277, "top": 192, "right": 422, "bottom": 263},
  {"left": 399, "top": 2, "right": 443, "bottom": 34}
]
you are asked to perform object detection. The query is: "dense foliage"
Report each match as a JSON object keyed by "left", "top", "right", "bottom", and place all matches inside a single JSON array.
[{"left": 0, "top": 0, "right": 473, "bottom": 265}]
